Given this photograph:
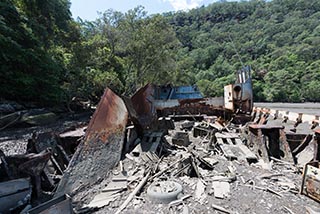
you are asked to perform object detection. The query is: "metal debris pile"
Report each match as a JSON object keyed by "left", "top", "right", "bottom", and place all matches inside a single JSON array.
[
  {"left": 0, "top": 67, "right": 319, "bottom": 213},
  {"left": 0, "top": 119, "right": 86, "bottom": 213}
]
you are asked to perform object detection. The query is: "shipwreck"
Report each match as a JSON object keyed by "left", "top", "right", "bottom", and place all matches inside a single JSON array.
[{"left": 0, "top": 66, "right": 319, "bottom": 214}]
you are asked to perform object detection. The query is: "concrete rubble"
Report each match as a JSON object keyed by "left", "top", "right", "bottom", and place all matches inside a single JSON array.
[{"left": 0, "top": 67, "right": 319, "bottom": 213}]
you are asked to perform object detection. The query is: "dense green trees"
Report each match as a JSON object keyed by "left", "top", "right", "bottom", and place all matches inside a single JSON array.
[
  {"left": 65, "top": 6, "right": 180, "bottom": 102},
  {"left": 0, "top": 0, "right": 77, "bottom": 104},
  {"left": 1, "top": 0, "right": 320, "bottom": 106},
  {"left": 165, "top": 0, "right": 320, "bottom": 101}
]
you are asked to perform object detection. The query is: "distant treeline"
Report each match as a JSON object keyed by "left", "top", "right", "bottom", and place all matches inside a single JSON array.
[{"left": 1, "top": 0, "right": 319, "bottom": 106}]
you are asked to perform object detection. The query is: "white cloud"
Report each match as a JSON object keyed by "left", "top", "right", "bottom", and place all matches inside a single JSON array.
[{"left": 162, "top": 0, "right": 205, "bottom": 11}]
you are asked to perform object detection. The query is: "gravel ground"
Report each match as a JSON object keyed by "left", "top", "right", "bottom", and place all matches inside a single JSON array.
[
  {"left": 0, "top": 113, "right": 319, "bottom": 214},
  {"left": 0, "top": 113, "right": 90, "bottom": 156},
  {"left": 83, "top": 121, "right": 320, "bottom": 214}
]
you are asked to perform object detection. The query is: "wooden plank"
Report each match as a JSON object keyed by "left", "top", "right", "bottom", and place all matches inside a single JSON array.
[
  {"left": 217, "top": 138, "right": 224, "bottom": 145},
  {"left": 215, "top": 133, "right": 228, "bottom": 139},
  {"left": 216, "top": 132, "right": 239, "bottom": 139},
  {"left": 220, "top": 145, "right": 237, "bottom": 159},
  {"left": 237, "top": 144, "right": 257, "bottom": 160},
  {"left": 234, "top": 138, "right": 257, "bottom": 160},
  {"left": 226, "top": 138, "right": 233, "bottom": 145},
  {"left": 235, "top": 138, "right": 242, "bottom": 145}
]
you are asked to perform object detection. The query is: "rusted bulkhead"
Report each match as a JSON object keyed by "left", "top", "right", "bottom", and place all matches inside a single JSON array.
[
  {"left": 248, "top": 124, "right": 294, "bottom": 163},
  {"left": 131, "top": 83, "right": 157, "bottom": 129},
  {"left": 132, "top": 84, "right": 234, "bottom": 121},
  {"left": 155, "top": 97, "right": 231, "bottom": 119},
  {"left": 56, "top": 88, "right": 128, "bottom": 196}
]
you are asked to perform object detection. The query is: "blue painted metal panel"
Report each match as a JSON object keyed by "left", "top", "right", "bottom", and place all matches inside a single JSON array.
[{"left": 156, "top": 85, "right": 203, "bottom": 100}]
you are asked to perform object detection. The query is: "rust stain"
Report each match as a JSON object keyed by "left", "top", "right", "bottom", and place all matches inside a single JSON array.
[
  {"left": 85, "top": 88, "right": 128, "bottom": 143},
  {"left": 56, "top": 88, "right": 129, "bottom": 196},
  {"left": 177, "top": 98, "right": 205, "bottom": 106},
  {"left": 249, "top": 124, "right": 284, "bottom": 130},
  {"left": 131, "top": 84, "right": 156, "bottom": 128}
]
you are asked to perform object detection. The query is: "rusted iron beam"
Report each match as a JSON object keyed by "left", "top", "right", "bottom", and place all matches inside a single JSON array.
[
  {"left": 248, "top": 124, "right": 294, "bottom": 163},
  {"left": 157, "top": 102, "right": 232, "bottom": 120},
  {"left": 1, "top": 150, "right": 51, "bottom": 179},
  {"left": 290, "top": 134, "right": 312, "bottom": 156},
  {"left": 56, "top": 88, "right": 128, "bottom": 196},
  {"left": 28, "top": 132, "right": 70, "bottom": 173}
]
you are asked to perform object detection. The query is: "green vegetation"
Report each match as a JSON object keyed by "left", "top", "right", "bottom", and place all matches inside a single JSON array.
[{"left": 1, "top": 0, "right": 320, "bottom": 107}]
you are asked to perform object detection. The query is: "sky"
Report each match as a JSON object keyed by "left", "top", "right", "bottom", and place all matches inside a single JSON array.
[{"left": 70, "top": 0, "right": 221, "bottom": 21}]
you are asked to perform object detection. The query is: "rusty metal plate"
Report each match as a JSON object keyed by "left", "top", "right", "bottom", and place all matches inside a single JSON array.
[
  {"left": 301, "top": 162, "right": 320, "bottom": 202},
  {"left": 156, "top": 98, "right": 231, "bottom": 119},
  {"left": 131, "top": 84, "right": 157, "bottom": 129},
  {"left": 56, "top": 88, "right": 128, "bottom": 196},
  {"left": 249, "top": 124, "right": 284, "bottom": 130},
  {"left": 248, "top": 125, "right": 294, "bottom": 163}
]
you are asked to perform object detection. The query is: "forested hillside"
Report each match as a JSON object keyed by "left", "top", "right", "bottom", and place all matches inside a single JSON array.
[
  {"left": 1, "top": 0, "right": 320, "bottom": 107},
  {"left": 165, "top": 0, "right": 320, "bottom": 102}
]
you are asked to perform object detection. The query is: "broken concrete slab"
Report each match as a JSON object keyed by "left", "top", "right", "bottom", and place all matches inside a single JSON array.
[
  {"left": 211, "top": 181, "right": 230, "bottom": 199},
  {"left": 296, "top": 141, "right": 315, "bottom": 167},
  {"left": 195, "top": 179, "right": 206, "bottom": 204}
]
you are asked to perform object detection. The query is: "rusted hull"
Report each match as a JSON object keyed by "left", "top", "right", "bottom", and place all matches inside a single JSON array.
[
  {"left": 131, "top": 83, "right": 157, "bottom": 128},
  {"left": 154, "top": 97, "right": 231, "bottom": 119},
  {"left": 248, "top": 124, "right": 294, "bottom": 163},
  {"left": 56, "top": 88, "right": 128, "bottom": 196}
]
